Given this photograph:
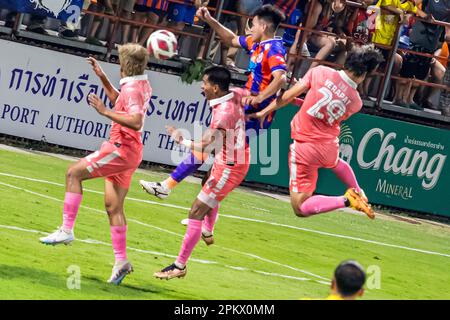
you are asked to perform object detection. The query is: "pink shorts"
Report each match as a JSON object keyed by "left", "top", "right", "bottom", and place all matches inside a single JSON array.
[
  {"left": 288, "top": 140, "right": 339, "bottom": 194},
  {"left": 198, "top": 162, "right": 250, "bottom": 208},
  {"left": 82, "top": 141, "right": 142, "bottom": 189}
]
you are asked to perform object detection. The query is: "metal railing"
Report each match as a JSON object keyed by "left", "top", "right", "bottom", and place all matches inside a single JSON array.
[{"left": 1, "top": 0, "right": 449, "bottom": 119}]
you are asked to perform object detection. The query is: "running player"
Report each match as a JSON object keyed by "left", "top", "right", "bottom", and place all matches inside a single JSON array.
[
  {"left": 250, "top": 45, "right": 383, "bottom": 219},
  {"left": 39, "top": 44, "right": 152, "bottom": 285},
  {"left": 140, "top": 4, "right": 287, "bottom": 200},
  {"left": 153, "top": 66, "right": 250, "bottom": 279}
]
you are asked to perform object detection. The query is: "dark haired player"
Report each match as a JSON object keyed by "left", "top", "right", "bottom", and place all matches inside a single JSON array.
[
  {"left": 140, "top": 4, "right": 288, "bottom": 200},
  {"left": 250, "top": 45, "right": 384, "bottom": 219},
  {"left": 329, "top": 260, "right": 366, "bottom": 300},
  {"left": 154, "top": 66, "right": 250, "bottom": 279}
]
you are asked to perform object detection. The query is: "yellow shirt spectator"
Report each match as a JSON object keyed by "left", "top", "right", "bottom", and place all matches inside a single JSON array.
[{"left": 372, "top": 0, "right": 418, "bottom": 46}]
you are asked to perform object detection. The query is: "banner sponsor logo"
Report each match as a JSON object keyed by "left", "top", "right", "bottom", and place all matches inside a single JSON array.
[{"left": 357, "top": 128, "right": 446, "bottom": 190}]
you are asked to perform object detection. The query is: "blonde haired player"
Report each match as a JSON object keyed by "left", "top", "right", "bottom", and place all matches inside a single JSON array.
[{"left": 40, "top": 44, "right": 152, "bottom": 285}]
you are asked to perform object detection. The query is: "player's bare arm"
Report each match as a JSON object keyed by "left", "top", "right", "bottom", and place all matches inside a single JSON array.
[
  {"left": 87, "top": 57, "right": 120, "bottom": 104},
  {"left": 243, "top": 70, "right": 287, "bottom": 107},
  {"left": 88, "top": 93, "right": 143, "bottom": 131},
  {"left": 194, "top": 0, "right": 209, "bottom": 9},
  {"left": 166, "top": 125, "right": 225, "bottom": 154},
  {"left": 249, "top": 80, "right": 310, "bottom": 120},
  {"left": 196, "top": 7, "right": 241, "bottom": 48}
]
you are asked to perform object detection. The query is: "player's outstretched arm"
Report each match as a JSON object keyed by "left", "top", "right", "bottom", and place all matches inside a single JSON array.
[
  {"left": 87, "top": 57, "right": 120, "bottom": 104},
  {"left": 88, "top": 93, "right": 143, "bottom": 131},
  {"left": 166, "top": 125, "right": 224, "bottom": 154},
  {"left": 196, "top": 7, "right": 241, "bottom": 48},
  {"left": 249, "top": 80, "right": 310, "bottom": 121},
  {"left": 244, "top": 71, "right": 287, "bottom": 107}
]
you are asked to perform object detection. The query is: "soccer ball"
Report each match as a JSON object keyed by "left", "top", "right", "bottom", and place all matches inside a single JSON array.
[{"left": 147, "top": 30, "right": 178, "bottom": 60}]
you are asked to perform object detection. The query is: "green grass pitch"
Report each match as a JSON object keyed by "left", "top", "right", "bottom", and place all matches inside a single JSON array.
[{"left": 0, "top": 147, "right": 449, "bottom": 299}]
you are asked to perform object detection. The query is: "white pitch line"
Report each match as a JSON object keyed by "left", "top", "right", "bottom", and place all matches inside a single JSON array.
[
  {"left": 1, "top": 172, "right": 450, "bottom": 259},
  {"left": 0, "top": 223, "right": 320, "bottom": 284},
  {"left": 0, "top": 180, "right": 328, "bottom": 281}
]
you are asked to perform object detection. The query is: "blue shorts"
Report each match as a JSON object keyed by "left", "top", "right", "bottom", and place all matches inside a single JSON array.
[
  {"left": 168, "top": 3, "right": 196, "bottom": 24},
  {"left": 283, "top": 8, "right": 303, "bottom": 48},
  {"left": 244, "top": 95, "right": 276, "bottom": 139}
]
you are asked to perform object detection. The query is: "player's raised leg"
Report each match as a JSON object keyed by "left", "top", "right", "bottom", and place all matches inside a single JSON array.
[
  {"left": 39, "top": 160, "right": 91, "bottom": 245},
  {"left": 332, "top": 159, "right": 374, "bottom": 218},
  {"left": 104, "top": 179, "right": 133, "bottom": 285},
  {"left": 287, "top": 141, "right": 373, "bottom": 219},
  {"left": 139, "top": 149, "right": 208, "bottom": 199}
]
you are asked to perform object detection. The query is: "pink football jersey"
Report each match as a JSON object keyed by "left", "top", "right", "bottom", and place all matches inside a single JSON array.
[
  {"left": 109, "top": 75, "right": 152, "bottom": 148},
  {"left": 291, "top": 66, "right": 363, "bottom": 143},
  {"left": 209, "top": 88, "right": 249, "bottom": 166}
]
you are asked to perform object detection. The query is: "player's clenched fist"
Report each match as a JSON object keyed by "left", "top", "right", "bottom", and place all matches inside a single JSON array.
[
  {"left": 166, "top": 125, "right": 183, "bottom": 144},
  {"left": 196, "top": 6, "right": 211, "bottom": 21},
  {"left": 242, "top": 95, "right": 263, "bottom": 107}
]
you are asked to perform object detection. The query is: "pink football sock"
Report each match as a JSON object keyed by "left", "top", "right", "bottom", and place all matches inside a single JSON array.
[
  {"left": 62, "top": 192, "right": 83, "bottom": 230},
  {"left": 332, "top": 159, "right": 361, "bottom": 192},
  {"left": 176, "top": 219, "right": 202, "bottom": 266},
  {"left": 300, "top": 196, "right": 347, "bottom": 216},
  {"left": 202, "top": 204, "right": 219, "bottom": 233},
  {"left": 110, "top": 225, "right": 128, "bottom": 263}
]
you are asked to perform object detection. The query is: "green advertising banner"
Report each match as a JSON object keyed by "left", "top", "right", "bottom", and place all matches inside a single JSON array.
[{"left": 245, "top": 105, "right": 450, "bottom": 217}]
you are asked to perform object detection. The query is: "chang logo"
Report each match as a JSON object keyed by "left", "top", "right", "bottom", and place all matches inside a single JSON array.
[
  {"left": 339, "top": 124, "right": 354, "bottom": 163},
  {"left": 29, "top": 0, "right": 72, "bottom": 18}
]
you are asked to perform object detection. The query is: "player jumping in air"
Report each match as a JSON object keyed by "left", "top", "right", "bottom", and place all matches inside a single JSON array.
[
  {"left": 139, "top": 4, "right": 287, "bottom": 200},
  {"left": 250, "top": 45, "right": 384, "bottom": 219},
  {"left": 39, "top": 44, "right": 152, "bottom": 285},
  {"left": 153, "top": 66, "right": 250, "bottom": 279}
]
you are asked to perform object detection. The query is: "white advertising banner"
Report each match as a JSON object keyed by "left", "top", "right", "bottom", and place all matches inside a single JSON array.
[{"left": 0, "top": 39, "right": 212, "bottom": 167}]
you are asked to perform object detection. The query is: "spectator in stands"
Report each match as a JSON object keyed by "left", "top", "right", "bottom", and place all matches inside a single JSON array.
[
  {"left": 167, "top": 0, "right": 208, "bottom": 31},
  {"left": 439, "top": 56, "right": 450, "bottom": 116},
  {"left": 416, "top": 26, "right": 450, "bottom": 114},
  {"left": 26, "top": 14, "right": 48, "bottom": 35},
  {"left": 281, "top": 0, "right": 312, "bottom": 74},
  {"left": 211, "top": 0, "right": 262, "bottom": 70},
  {"left": 165, "top": 0, "right": 208, "bottom": 59},
  {"left": 85, "top": 0, "right": 136, "bottom": 46},
  {"left": 397, "top": 0, "right": 450, "bottom": 110},
  {"left": 307, "top": 0, "right": 347, "bottom": 70},
  {"left": 345, "top": 0, "right": 379, "bottom": 98},
  {"left": 369, "top": 0, "right": 426, "bottom": 102},
  {"left": 346, "top": 0, "right": 376, "bottom": 46},
  {"left": 418, "top": 42, "right": 448, "bottom": 112},
  {"left": 131, "top": 0, "right": 169, "bottom": 46},
  {"left": 58, "top": 0, "right": 92, "bottom": 40}
]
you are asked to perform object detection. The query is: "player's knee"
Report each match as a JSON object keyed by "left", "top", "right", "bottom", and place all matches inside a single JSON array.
[
  {"left": 291, "top": 201, "right": 308, "bottom": 218},
  {"left": 105, "top": 201, "right": 120, "bottom": 217},
  {"left": 293, "top": 207, "right": 308, "bottom": 218},
  {"left": 66, "top": 165, "right": 82, "bottom": 181},
  {"left": 188, "top": 208, "right": 204, "bottom": 220}
]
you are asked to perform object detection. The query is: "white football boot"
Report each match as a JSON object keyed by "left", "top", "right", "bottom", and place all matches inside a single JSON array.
[
  {"left": 107, "top": 260, "right": 133, "bottom": 285},
  {"left": 139, "top": 180, "right": 171, "bottom": 200},
  {"left": 39, "top": 227, "right": 74, "bottom": 245}
]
